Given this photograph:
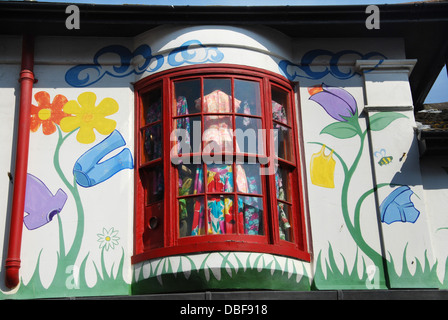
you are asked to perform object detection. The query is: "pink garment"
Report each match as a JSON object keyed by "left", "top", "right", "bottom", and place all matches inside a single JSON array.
[
  {"left": 195, "top": 89, "right": 241, "bottom": 113},
  {"left": 196, "top": 90, "right": 241, "bottom": 153}
]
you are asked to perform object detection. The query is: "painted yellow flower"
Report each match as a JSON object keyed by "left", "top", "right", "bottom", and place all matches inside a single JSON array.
[{"left": 60, "top": 92, "right": 118, "bottom": 144}]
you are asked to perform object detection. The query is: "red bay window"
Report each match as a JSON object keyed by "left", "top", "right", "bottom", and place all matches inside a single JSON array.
[{"left": 133, "top": 65, "right": 310, "bottom": 264}]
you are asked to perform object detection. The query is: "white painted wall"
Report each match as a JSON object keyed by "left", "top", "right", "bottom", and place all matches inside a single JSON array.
[{"left": 0, "top": 25, "right": 446, "bottom": 298}]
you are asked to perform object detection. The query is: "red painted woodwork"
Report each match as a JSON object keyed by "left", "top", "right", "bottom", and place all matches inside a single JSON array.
[{"left": 133, "top": 64, "right": 310, "bottom": 264}]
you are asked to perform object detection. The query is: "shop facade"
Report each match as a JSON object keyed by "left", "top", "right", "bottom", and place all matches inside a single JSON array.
[{"left": 0, "top": 1, "right": 448, "bottom": 299}]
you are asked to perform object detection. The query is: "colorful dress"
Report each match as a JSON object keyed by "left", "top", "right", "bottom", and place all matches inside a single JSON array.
[
  {"left": 196, "top": 90, "right": 242, "bottom": 153},
  {"left": 275, "top": 169, "right": 291, "bottom": 240},
  {"left": 176, "top": 96, "right": 190, "bottom": 154}
]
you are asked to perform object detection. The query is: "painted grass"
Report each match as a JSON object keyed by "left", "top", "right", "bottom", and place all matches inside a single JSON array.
[
  {"left": 312, "top": 244, "right": 447, "bottom": 290},
  {"left": 2, "top": 246, "right": 447, "bottom": 299},
  {"left": 1, "top": 247, "right": 129, "bottom": 300}
]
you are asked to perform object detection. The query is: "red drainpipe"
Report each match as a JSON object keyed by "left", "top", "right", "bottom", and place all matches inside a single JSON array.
[{"left": 5, "top": 34, "right": 35, "bottom": 289}]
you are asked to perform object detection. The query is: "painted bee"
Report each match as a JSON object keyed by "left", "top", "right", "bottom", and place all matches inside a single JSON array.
[
  {"left": 374, "top": 149, "right": 393, "bottom": 166},
  {"left": 378, "top": 156, "right": 393, "bottom": 166}
]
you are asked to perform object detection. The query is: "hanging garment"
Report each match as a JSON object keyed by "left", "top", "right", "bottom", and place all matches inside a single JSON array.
[
  {"left": 207, "top": 164, "right": 233, "bottom": 193},
  {"left": 196, "top": 89, "right": 241, "bottom": 113},
  {"left": 194, "top": 165, "right": 204, "bottom": 194},
  {"left": 191, "top": 200, "right": 205, "bottom": 236},
  {"left": 197, "top": 90, "right": 242, "bottom": 153},
  {"left": 207, "top": 197, "right": 234, "bottom": 234},
  {"left": 278, "top": 203, "right": 291, "bottom": 240},
  {"left": 176, "top": 96, "right": 190, "bottom": 154},
  {"left": 73, "top": 130, "right": 134, "bottom": 188},
  {"left": 238, "top": 198, "right": 260, "bottom": 235},
  {"left": 146, "top": 98, "right": 162, "bottom": 124},
  {"left": 206, "top": 165, "right": 234, "bottom": 234},
  {"left": 275, "top": 169, "right": 285, "bottom": 201},
  {"left": 310, "top": 145, "right": 336, "bottom": 188},
  {"left": 243, "top": 175, "right": 262, "bottom": 235},
  {"left": 24, "top": 174, "right": 68, "bottom": 230},
  {"left": 272, "top": 100, "right": 287, "bottom": 125}
]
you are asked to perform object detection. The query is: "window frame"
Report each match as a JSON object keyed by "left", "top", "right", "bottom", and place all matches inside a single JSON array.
[{"left": 133, "top": 64, "right": 310, "bottom": 264}]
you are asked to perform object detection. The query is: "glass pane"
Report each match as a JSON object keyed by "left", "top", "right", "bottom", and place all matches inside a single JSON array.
[
  {"left": 143, "top": 124, "right": 162, "bottom": 162},
  {"left": 175, "top": 79, "right": 201, "bottom": 115},
  {"left": 234, "top": 79, "right": 261, "bottom": 116},
  {"left": 274, "top": 124, "right": 293, "bottom": 161},
  {"left": 207, "top": 164, "right": 233, "bottom": 193},
  {"left": 207, "top": 195, "right": 235, "bottom": 234},
  {"left": 201, "top": 79, "right": 232, "bottom": 113},
  {"left": 235, "top": 116, "right": 263, "bottom": 155},
  {"left": 203, "top": 115, "right": 233, "bottom": 154},
  {"left": 275, "top": 166, "right": 290, "bottom": 201},
  {"left": 238, "top": 196, "right": 264, "bottom": 235},
  {"left": 142, "top": 88, "right": 162, "bottom": 125},
  {"left": 174, "top": 116, "right": 201, "bottom": 155},
  {"left": 144, "top": 165, "right": 164, "bottom": 205},
  {"left": 278, "top": 202, "right": 293, "bottom": 242},
  {"left": 271, "top": 87, "right": 290, "bottom": 125},
  {"left": 236, "top": 163, "right": 262, "bottom": 195},
  {"left": 178, "top": 164, "right": 204, "bottom": 196},
  {"left": 179, "top": 196, "right": 205, "bottom": 237}
]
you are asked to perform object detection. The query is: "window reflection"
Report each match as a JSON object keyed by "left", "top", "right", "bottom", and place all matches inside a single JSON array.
[
  {"left": 143, "top": 124, "right": 162, "bottom": 162},
  {"left": 274, "top": 124, "right": 292, "bottom": 161},
  {"left": 144, "top": 164, "right": 164, "bottom": 205},
  {"left": 275, "top": 166, "right": 290, "bottom": 202},
  {"left": 234, "top": 79, "right": 261, "bottom": 116},
  {"left": 272, "top": 87, "right": 290, "bottom": 125},
  {"left": 174, "top": 79, "right": 201, "bottom": 114},
  {"left": 174, "top": 116, "right": 201, "bottom": 155},
  {"left": 142, "top": 88, "right": 162, "bottom": 125},
  {"left": 179, "top": 196, "right": 205, "bottom": 237},
  {"left": 237, "top": 163, "right": 262, "bottom": 194},
  {"left": 204, "top": 78, "right": 231, "bottom": 97},
  {"left": 235, "top": 116, "right": 263, "bottom": 155}
]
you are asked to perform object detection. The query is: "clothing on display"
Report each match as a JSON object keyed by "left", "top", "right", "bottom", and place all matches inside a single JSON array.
[{"left": 176, "top": 90, "right": 290, "bottom": 239}]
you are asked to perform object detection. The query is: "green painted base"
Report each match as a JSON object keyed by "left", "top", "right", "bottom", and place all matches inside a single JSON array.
[{"left": 132, "top": 252, "right": 311, "bottom": 295}]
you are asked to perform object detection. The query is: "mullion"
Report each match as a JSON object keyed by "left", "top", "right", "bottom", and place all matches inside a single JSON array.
[
  {"left": 272, "top": 119, "right": 292, "bottom": 129},
  {"left": 230, "top": 77, "right": 239, "bottom": 235}
]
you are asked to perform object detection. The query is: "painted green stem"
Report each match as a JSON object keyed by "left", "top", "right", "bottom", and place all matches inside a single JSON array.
[
  {"left": 53, "top": 126, "right": 84, "bottom": 264},
  {"left": 340, "top": 131, "right": 384, "bottom": 267},
  {"left": 310, "top": 131, "right": 384, "bottom": 268},
  {"left": 353, "top": 182, "right": 390, "bottom": 233}
]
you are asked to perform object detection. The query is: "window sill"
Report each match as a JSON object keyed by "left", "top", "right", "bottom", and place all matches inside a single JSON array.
[{"left": 132, "top": 241, "right": 310, "bottom": 264}]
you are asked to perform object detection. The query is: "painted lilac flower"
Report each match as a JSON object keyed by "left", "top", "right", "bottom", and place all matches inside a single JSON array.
[{"left": 308, "top": 84, "right": 358, "bottom": 122}]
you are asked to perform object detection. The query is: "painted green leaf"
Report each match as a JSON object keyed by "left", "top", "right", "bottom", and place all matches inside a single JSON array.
[
  {"left": 369, "top": 112, "right": 408, "bottom": 131},
  {"left": 320, "top": 121, "right": 359, "bottom": 139}
]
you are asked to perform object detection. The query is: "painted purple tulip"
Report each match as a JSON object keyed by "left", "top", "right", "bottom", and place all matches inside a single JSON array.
[{"left": 308, "top": 84, "right": 358, "bottom": 122}]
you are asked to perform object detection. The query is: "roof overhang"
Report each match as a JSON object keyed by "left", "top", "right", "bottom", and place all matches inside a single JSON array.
[{"left": 1, "top": 1, "right": 447, "bottom": 110}]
